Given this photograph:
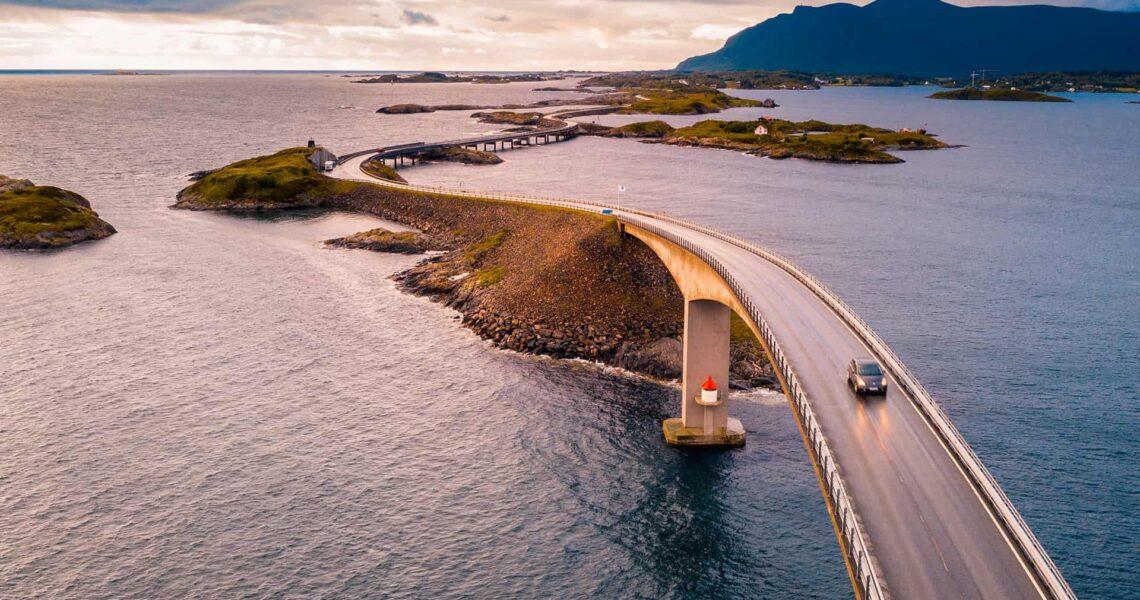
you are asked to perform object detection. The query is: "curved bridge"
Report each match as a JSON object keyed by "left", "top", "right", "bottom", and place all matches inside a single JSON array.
[
  {"left": 337, "top": 121, "right": 579, "bottom": 168},
  {"left": 329, "top": 144, "right": 1076, "bottom": 600}
]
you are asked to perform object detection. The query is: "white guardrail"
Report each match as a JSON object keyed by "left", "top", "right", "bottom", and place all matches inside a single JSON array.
[{"left": 338, "top": 161, "right": 1075, "bottom": 600}]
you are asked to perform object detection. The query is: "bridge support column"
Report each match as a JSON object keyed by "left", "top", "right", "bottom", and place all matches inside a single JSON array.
[{"left": 663, "top": 299, "right": 745, "bottom": 448}]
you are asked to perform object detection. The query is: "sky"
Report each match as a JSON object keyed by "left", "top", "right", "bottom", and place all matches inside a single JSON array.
[{"left": 1, "top": 0, "right": 1137, "bottom": 71}]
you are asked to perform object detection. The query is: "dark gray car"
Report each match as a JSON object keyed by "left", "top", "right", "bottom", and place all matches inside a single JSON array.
[{"left": 847, "top": 358, "right": 888, "bottom": 395}]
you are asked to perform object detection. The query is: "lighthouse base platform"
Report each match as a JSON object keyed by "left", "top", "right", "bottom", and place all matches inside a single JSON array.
[{"left": 662, "top": 417, "right": 746, "bottom": 448}]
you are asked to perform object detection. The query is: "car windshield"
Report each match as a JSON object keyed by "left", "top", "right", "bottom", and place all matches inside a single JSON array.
[{"left": 857, "top": 363, "right": 882, "bottom": 376}]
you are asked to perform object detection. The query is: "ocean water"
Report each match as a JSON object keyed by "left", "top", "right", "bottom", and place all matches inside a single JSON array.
[{"left": 1, "top": 75, "right": 1137, "bottom": 599}]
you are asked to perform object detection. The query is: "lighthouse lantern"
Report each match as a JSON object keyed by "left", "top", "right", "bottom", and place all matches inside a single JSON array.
[{"left": 698, "top": 376, "right": 720, "bottom": 406}]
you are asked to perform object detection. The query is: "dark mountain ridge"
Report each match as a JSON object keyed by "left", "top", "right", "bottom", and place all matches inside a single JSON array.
[{"left": 677, "top": 0, "right": 1140, "bottom": 77}]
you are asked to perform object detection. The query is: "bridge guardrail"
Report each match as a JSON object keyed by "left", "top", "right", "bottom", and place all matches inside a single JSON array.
[
  {"left": 619, "top": 214, "right": 891, "bottom": 600},
  {"left": 337, "top": 154, "right": 1075, "bottom": 600}
]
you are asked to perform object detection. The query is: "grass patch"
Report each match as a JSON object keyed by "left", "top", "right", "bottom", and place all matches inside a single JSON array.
[
  {"left": 178, "top": 147, "right": 338, "bottom": 208},
  {"left": 475, "top": 265, "right": 507, "bottom": 287},
  {"left": 361, "top": 159, "right": 407, "bottom": 183},
  {"left": 621, "top": 90, "right": 761, "bottom": 115},
  {"left": 730, "top": 312, "right": 759, "bottom": 345},
  {"left": 668, "top": 118, "right": 946, "bottom": 163},
  {"left": 465, "top": 229, "right": 510, "bottom": 261},
  {"left": 609, "top": 120, "right": 676, "bottom": 138},
  {"left": 0, "top": 184, "right": 98, "bottom": 237},
  {"left": 928, "top": 88, "right": 1071, "bottom": 102},
  {"left": 471, "top": 111, "right": 544, "bottom": 126}
]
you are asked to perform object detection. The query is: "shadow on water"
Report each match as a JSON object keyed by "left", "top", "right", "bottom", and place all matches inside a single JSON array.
[
  {"left": 210, "top": 207, "right": 339, "bottom": 223},
  {"left": 509, "top": 358, "right": 769, "bottom": 599}
]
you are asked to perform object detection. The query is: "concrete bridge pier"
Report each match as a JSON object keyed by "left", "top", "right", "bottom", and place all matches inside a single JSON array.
[{"left": 663, "top": 299, "right": 746, "bottom": 448}]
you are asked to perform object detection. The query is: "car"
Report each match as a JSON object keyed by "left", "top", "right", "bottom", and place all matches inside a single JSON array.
[{"left": 847, "top": 358, "right": 888, "bottom": 395}]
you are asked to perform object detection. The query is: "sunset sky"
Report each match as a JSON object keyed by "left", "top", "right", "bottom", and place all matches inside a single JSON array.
[{"left": 2, "top": 0, "right": 1137, "bottom": 70}]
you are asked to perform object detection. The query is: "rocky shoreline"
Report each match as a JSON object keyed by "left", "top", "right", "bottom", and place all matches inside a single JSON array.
[
  {"left": 1, "top": 175, "right": 117, "bottom": 249},
  {"left": 174, "top": 149, "right": 777, "bottom": 388},
  {"left": 324, "top": 228, "right": 444, "bottom": 254},
  {"left": 331, "top": 185, "right": 776, "bottom": 389}
]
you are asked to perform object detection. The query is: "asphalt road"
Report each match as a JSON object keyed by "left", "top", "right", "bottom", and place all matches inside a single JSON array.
[{"left": 331, "top": 153, "right": 1049, "bottom": 600}]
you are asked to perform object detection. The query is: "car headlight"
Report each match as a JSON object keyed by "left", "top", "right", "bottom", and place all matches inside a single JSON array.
[{"left": 856, "top": 377, "right": 864, "bottom": 385}]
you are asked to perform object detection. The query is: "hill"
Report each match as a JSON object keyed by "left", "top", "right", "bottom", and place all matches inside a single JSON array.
[{"left": 677, "top": 0, "right": 1140, "bottom": 77}]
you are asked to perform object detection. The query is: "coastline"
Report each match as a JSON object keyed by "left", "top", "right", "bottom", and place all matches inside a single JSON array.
[{"left": 174, "top": 154, "right": 776, "bottom": 389}]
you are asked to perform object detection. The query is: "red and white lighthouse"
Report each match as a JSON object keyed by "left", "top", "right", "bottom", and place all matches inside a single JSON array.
[{"left": 697, "top": 376, "right": 720, "bottom": 406}]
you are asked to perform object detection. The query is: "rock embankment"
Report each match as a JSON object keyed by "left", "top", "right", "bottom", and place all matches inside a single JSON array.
[
  {"left": 332, "top": 183, "right": 774, "bottom": 387},
  {"left": 1, "top": 175, "right": 116, "bottom": 249},
  {"left": 176, "top": 149, "right": 775, "bottom": 387}
]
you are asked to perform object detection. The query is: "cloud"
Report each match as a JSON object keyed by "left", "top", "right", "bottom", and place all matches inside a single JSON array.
[
  {"left": 0, "top": 0, "right": 1137, "bottom": 70},
  {"left": 401, "top": 9, "right": 437, "bottom": 26},
  {"left": 0, "top": 0, "right": 242, "bottom": 12}
]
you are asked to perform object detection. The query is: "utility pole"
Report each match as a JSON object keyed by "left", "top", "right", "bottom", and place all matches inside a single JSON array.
[{"left": 971, "top": 69, "right": 999, "bottom": 89}]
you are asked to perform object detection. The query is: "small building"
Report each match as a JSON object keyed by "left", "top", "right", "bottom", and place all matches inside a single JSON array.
[{"left": 754, "top": 124, "right": 769, "bottom": 135}]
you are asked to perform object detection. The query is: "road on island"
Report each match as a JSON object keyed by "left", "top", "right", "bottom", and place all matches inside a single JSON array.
[{"left": 329, "top": 148, "right": 1068, "bottom": 600}]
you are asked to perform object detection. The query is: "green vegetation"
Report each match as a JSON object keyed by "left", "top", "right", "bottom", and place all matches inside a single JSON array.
[
  {"left": 621, "top": 90, "right": 761, "bottom": 115},
  {"left": 471, "top": 111, "right": 545, "bottom": 126},
  {"left": 361, "top": 159, "right": 407, "bottom": 183},
  {"left": 422, "top": 146, "right": 503, "bottom": 165},
  {"left": 928, "top": 88, "right": 1072, "bottom": 102},
  {"left": 324, "top": 228, "right": 437, "bottom": 254},
  {"left": 475, "top": 265, "right": 507, "bottom": 287},
  {"left": 940, "top": 71, "right": 1140, "bottom": 93},
  {"left": 581, "top": 71, "right": 820, "bottom": 90},
  {"left": 827, "top": 74, "right": 926, "bottom": 87},
  {"left": 465, "top": 229, "right": 509, "bottom": 262},
  {"left": 618, "top": 118, "right": 947, "bottom": 163},
  {"left": 606, "top": 120, "right": 676, "bottom": 138},
  {"left": 175, "top": 147, "right": 350, "bottom": 209},
  {"left": 1, "top": 176, "right": 115, "bottom": 248}
]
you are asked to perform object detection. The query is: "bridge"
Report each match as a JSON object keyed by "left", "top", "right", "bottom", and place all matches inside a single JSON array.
[
  {"left": 327, "top": 125, "right": 1077, "bottom": 600},
  {"left": 336, "top": 121, "right": 579, "bottom": 170}
]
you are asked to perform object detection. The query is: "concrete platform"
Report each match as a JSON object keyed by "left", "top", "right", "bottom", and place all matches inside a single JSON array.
[{"left": 662, "top": 417, "right": 746, "bottom": 448}]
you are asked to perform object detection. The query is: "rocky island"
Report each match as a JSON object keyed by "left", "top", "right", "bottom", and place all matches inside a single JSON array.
[
  {"left": 590, "top": 118, "right": 949, "bottom": 163},
  {"left": 928, "top": 88, "right": 1072, "bottom": 102},
  {"left": 175, "top": 148, "right": 774, "bottom": 387},
  {"left": 353, "top": 72, "right": 558, "bottom": 85},
  {"left": 173, "top": 147, "right": 356, "bottom": 211},
  {"left": 324, "top": 229, "right": 443, "bottom": 254},
  {"left": 375, "top": 86, "right": 768, "bottom": 118},
  {"left": 1, "top": 175, "right": 116, "bottom": 249}
]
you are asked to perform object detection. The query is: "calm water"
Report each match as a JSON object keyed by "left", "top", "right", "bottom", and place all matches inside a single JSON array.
[{"left": 1, "top": 75, "right": 1137, "bottom": 599}]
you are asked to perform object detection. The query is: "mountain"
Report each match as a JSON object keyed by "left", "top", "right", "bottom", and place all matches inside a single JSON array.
[{"left": 677, "top": 0, "right": 1140, "bottom": 76}]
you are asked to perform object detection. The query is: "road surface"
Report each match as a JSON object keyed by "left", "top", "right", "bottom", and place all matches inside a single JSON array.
[{"left": 330, "top": 152, "right": 1064, "bottom": 600}]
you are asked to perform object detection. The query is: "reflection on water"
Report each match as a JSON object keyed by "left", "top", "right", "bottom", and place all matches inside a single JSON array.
[{"left": 1, "top": 75, "right": 1136, "bottom": 599}]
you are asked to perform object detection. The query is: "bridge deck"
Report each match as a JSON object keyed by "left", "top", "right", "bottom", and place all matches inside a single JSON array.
[
  {"left": 645, "top": 217, "right": 1043, "bottom": 600},
  {"left": 330, "top": 149, "right": 1065, "bottom": 600}
]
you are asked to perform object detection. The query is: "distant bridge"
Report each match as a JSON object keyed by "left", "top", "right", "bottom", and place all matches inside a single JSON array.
[
  {"left": 328, "top": 124, "right": 1077, "bottom": 600},
  {"left": 337, "top": 121, "right": 579, "bottom": 169}
]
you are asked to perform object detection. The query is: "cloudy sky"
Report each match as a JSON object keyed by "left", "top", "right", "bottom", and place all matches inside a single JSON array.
[{"left": 1, "top": 0, "right": 1137, "bottom": 70}]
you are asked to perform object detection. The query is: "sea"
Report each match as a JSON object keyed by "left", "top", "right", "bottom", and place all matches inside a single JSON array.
[{"left": 1, "top": 73, "right": 1136, "bottom": 599}]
